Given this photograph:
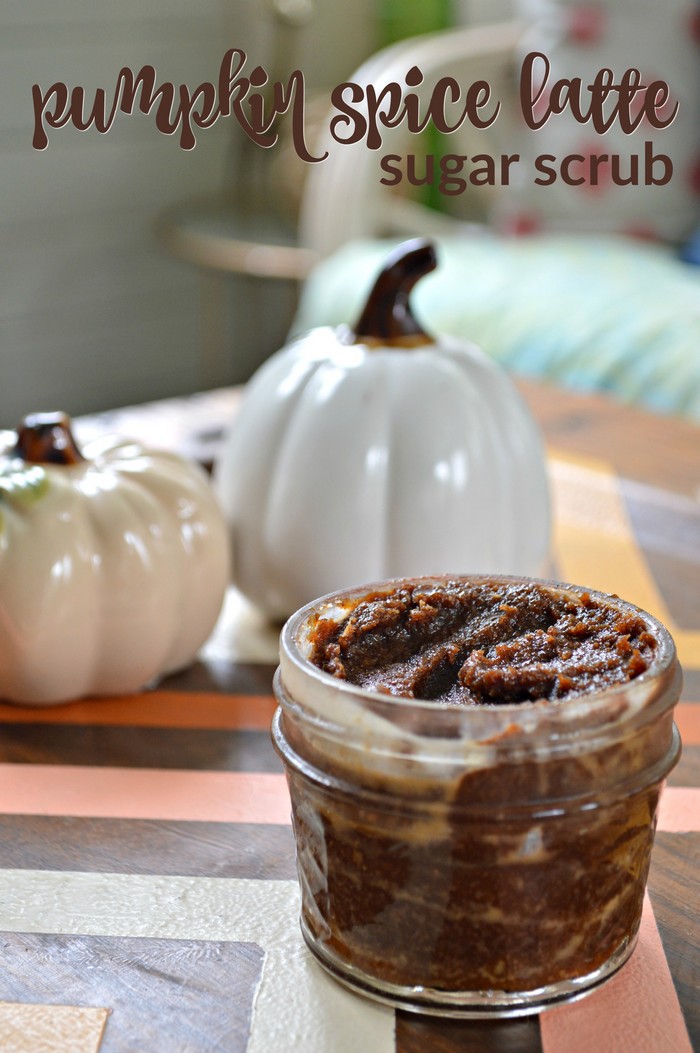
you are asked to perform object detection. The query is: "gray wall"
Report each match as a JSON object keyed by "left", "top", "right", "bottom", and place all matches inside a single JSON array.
[
  {"left": 0, "top": 0, "right": 376, "bottom": 427},
  {"left": 0, "top": 0, "right": 513, "bottom": 428}
]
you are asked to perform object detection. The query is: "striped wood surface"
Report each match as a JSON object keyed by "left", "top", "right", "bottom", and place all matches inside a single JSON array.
[{"left": 0, "top": 382, "right": 697, "bottom": 1052}]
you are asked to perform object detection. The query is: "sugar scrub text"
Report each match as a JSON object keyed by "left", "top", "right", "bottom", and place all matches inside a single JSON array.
[{"left": 31, "top": 48, "right": 680, "bottom": 189}]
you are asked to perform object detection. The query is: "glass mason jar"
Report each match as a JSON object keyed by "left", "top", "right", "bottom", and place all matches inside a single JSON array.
[{"left": 272, "top": 575, "right": 682, "bottom": 1017}]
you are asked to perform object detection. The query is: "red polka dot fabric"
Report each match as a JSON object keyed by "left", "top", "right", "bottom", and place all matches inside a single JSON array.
[{"left": 497, "top": 0, "right": 700, "bottom": 242}]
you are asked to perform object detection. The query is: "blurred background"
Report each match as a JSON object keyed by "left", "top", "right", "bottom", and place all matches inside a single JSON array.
[
  {"left": 2, "top": 0, "right": 699, "bottom": 427},
  {"left": 0, "top": 0, "right": 512, "bottom": 426}
]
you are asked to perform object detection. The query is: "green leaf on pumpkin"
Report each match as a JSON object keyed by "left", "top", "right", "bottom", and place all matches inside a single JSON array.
[{"left": 0, "top": 465, "right": 50, "bottom": 506}]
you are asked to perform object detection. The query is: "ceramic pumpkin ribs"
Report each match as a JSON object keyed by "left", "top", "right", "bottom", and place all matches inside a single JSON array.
[
  {"left": 215, "top": 239, "right": 550, "bottom": 620},
  {"left": 0, "top": 412, "right": 229, "bottom": 705}
]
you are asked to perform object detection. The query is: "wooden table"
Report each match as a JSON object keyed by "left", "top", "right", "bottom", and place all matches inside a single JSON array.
[{"left": 0, "top": 381, "right": 698, "bottom": 1053}]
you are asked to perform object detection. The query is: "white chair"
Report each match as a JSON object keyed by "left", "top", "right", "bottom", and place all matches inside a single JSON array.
[{"left": 299, "top": 21, "right": 525, "bottom": 258}]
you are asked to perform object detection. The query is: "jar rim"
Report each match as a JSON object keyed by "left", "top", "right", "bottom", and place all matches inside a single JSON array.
[{"left": 279, "top": 573, "right": 678, "bottom": 724}]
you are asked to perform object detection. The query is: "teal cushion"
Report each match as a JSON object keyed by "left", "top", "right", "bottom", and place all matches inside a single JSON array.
[{"left": 292, "top": 235, "right": 700, "bottom": 421}]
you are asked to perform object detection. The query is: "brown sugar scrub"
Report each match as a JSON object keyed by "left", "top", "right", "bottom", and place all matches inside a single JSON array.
[
  {"left": 308, "top": 579, "right": 658, "bottom": 705},
  {"left": 273, "top": 576, "right": 682, "bottom": 1017}
]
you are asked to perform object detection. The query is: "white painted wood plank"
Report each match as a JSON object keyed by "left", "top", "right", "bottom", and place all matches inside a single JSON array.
[{"left": 0, "top": 870, "right": 396, "bottom": 1053}]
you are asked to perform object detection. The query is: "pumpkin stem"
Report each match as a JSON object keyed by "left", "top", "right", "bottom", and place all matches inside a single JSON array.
[
  {"left": 352, "top": 238, "right": 437, "bottom": 344},
  {"left": 12, "top": 412, "right": 86, "bottom": 465}
]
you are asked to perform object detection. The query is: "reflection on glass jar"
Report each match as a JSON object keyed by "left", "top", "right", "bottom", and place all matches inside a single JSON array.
[{"left": 272, "top": 576, "right": 682, "bottom": 1017}]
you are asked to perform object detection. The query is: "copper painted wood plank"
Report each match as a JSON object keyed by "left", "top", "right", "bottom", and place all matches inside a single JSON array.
[
  {"left": 676, "top": 704, "right": 700, "bottom": 747},
  {"left": 657, "top": 789, "right": 700, "bottom": 833},
  {"left": 0, "top": 725, "right": 281, "bottom": 772},
  {"left": 540, "top": 894, "right": 692, "bottom": 1053},
  {"left": 0, "top": 765, "right": 291, "bottom": 824},
  {"left": 0, "top": 765, "right": 694, "bottom": 828},
  {"left": 0, "top": 816, "right": 297, "bottom": 879},
  {"left": 0, "top": 691, "right": 277, "bottom": 730},
  {"left": 0, "top": 933, "right": 263, "bottom": 1053}
]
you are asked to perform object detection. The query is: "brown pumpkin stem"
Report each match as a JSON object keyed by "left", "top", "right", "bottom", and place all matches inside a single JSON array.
[
  {"left": 352, "top": 238, "right": 437, "bottom": 344},
  {"left": 12, "top": 412, "right": 85, "bottom": 465}
]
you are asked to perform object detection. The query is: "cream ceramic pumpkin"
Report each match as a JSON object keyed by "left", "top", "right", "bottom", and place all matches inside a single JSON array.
[
  {"left": 215, "top": 240, "right": 550, "bottom": 620},
  {"left": 0, "top": 413, "right": 229, "bottom": 705}
]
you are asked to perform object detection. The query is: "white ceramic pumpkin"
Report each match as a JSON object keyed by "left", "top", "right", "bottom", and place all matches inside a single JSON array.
[
  {"left": 215, "top": 240, "right": 550, "bottom": 620},
  {"left": 0, "top": 413, "right": 230, "bottom": 705}
]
